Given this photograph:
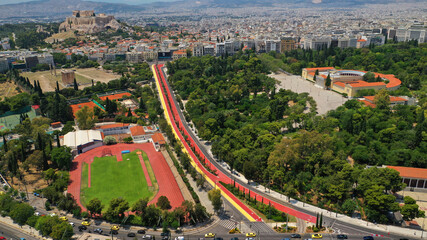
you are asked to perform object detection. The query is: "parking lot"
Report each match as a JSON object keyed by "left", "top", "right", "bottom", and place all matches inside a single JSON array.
[{"left": 270, "top": 73, "right": 347, "bottom": 115}]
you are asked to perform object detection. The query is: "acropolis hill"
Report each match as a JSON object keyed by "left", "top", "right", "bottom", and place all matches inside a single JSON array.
[{"left": 59, "top": 10, "right": 120, "bottom": 34}]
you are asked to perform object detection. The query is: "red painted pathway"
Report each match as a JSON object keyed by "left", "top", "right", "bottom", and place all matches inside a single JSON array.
[
  {"left": 68, "top": 143, "right": 184, "bottom": 212},
  {"left": 155, "top": 64, "right": 316, "bottom": 223}
]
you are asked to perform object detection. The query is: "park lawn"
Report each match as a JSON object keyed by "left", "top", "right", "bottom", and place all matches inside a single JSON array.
[{"left": 80, "top": 150, "right": 157, "bottom": 209}]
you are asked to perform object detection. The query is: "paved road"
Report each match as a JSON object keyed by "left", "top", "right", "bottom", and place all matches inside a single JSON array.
[
  {"left": 158, "top": 66, "right": 414, "bottom": 240},
  {"left": 0, "top": 222, "right": 38, "bottom": 240}
]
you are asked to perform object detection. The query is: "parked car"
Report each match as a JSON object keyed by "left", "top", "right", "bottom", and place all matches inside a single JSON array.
[
  {"left": 246, "top": 233, "right": 256, "bottom": 237},
  {"left": 337, "top": 235, "right": 348, "bottom": 239},
  {"left": 291, "top": 234, "right": 302, "bottom": 238},
  {"left": 280, "top": 238, "right": 291, "bottom": 240},
  {"left": 78, "top": 225, "right": 87, "bottom": 231},
  {"left": 142, "top": 235, "right": 153, "bottom": 240},
  {"left": 94, "top": 228, "right": 103, "bottom": 234},
  {"left": 363, "top": 237, "right": 374, "bottom": 240},
  {"left": 138, "top": 229, "right": 146, "bottom": 234},
  {"left": 230, "top": 238, "right": 239, "bottom": 240},
  {"left": 127, "top": 233, "right": 136, "bottom": 237}
]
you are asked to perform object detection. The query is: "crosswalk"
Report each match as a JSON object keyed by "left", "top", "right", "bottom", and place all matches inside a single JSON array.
[
  {"left": 218, "top": 219, "right": 238, "bottom": 230},
  {"left": 249, "top": 222, "right": 277, "bottom": 234}
]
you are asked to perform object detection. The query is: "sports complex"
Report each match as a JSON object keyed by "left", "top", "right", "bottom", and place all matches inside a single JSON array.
[{"left": 68, "top": 143, "right": 184, "bottom": 212}]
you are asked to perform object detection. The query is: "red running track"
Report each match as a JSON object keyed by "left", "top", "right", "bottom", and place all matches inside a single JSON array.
[
  {"left": 155, "top": 64, "right": 316, "bottom": 223},
  {"left": 68, "top": 143, "right": 184, "bottom": 212},
  {"left": 137, "top": 152, "right": 153, "bottom": 187},
  {"left": 155, "top": 64, "right": 261, "bottom": 222}
]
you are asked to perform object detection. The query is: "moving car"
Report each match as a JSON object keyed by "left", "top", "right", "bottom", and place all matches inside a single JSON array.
[
  {"left": 142, "top": 235, "right": 153, "bottom": 240},
  {"left": 174, "top": 237, "right": 185, "bottom": 240},
  {"left": 205, "top": 233, "right": 216, "bottom": 238},
  {"left": 291, "top": 234, "right": 302, "bottom": 238},
  {"left": 81, "top": 221, "right": 90, "bottom": 226},
  {"left": 138, "top": 229, "right": 146, "bottom": 234},
  {"left": 363, "top": 237, "right": 374, "bottom": 240},
  {"left": 230, "top": 238, "right": 239, "bottom": 240},
  {"left": 246, "top": 233, "right": 256, "bottom": 237},
  {"left": 127, "top": 233, "right": 136, "bottom": 237},
  {"left": 70, "top": 222, "right": 75, "bottom": 227},
  {"left": 336, "top": 234, "right": 348, "bottom": 239},
  {"left": 78, "top": 225, "right": 87, "bottom": 231},
  {"left": 311, "top": 234, "right": 322, "bottom": 239},
  {"left": 59, "top": 216, "right": 68, "bottom": 221},
  {"left": 280, "top": 238, "right": 291, "bottom": 240},
  {"left": 94, "top": 228, "right": 103, "bottom": 234}
]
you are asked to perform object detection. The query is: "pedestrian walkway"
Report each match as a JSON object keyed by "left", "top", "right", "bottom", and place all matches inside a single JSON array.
[
  {"left": 137, "top": 151, "right": 152, "bottom": 187},
  {"left": 218, "top": 219, "right": 237, "bottom": 230}
]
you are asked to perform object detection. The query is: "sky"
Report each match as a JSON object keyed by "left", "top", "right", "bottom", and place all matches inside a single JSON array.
[{"left": 0, "top": 0, "right": 176, "bottom": 5}]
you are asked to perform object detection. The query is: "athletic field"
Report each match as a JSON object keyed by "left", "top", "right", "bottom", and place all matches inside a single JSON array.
[{"left": 80, "top": 149, "right": 158, "bottom": 209}]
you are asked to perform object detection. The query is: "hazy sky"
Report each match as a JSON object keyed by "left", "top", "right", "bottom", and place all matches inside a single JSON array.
[{"left": 0, "top": 0, "right": 176, "bottom": 5}]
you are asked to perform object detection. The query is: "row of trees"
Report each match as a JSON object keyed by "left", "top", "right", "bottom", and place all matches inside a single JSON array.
[
  {"left": 85, "top": 196, "right": 209, "bottom": 228},
  {"left": 0, "top": 193, "right": 73, "bottom": 240}
]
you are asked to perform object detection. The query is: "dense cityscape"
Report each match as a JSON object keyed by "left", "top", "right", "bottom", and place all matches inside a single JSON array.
[{"left": 0, "top": 0, "right": 426, "bottom": 240}]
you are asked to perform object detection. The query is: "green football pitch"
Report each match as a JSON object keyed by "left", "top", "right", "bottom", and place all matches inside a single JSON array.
[{"left": 80, "top": 150, "right": 158, "bottom": 209}]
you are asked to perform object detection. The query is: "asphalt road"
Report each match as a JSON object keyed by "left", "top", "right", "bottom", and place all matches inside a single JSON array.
[
  {"left": 0, "top": 222, "right": 38, "bottom": 240},
  {"left": 157, "top": 66, "right": 413, "bottom": 240}
]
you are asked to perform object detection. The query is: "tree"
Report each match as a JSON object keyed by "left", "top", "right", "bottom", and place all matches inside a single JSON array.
[
  {"left": 51, "top": 146, "right": 72, "bottom": 170},
  {"left": 363, "top": 72, "right": 376, "bottom": 82},
  {"left": 208, "top": 189, "right": 222, "bottom": 213},
  {"left": 139, "top": 98, "right": 146, "bottom": 112},
  {"left": 10, "top": 202, "right": 34, "bottom": 225},
  {"left": 26, "top": 150, "right": 43, "bottom": 171},
  {"left": 75, "top": 106, "right": 97, "bottom": 130},
  {"left": 157, "top": 196, "right": 171, "bottom": 210},
  {"left": 103, "top": 136, "right": 117, "bottom": 145},
  {"left": 341, "top": 199, "right": 357, "bottom": 215},
  {"left": 50, "top": 221, "right": 74, "bottom": 240},
  {"left": 127, "top": 108, "right": 132, "bottom": 117},
  {"left": 73, "top": 78, "right": 78, "bottom": 91},
  {"left": 104, "top": 198, "right": 129, "bottom": 222},
  {"left": 196, "top": 174, "right": 206, "bottom": 188},
  {"left": 401, "top": 196, "right": 425, "bottom": 221},
  {"left": 325, "top": 73, "right": 331, "bottom": 89},
  {"left": 132, "top": 198, "right": 148, "bottom": 216},
  {"left": 374, "top": 89, "right": 390, "bottom": 110},
  {"left": 87, "top": 198, "right": 103, "bottom": 217}
]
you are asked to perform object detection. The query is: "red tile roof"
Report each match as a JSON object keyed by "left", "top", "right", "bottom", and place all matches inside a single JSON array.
[
  {"left": 98, "top": 123, "right": 129, "bottom": 130},
  {"left": 359, "top": 100, "right": 376, "bottom": 108},
  {"left": 99, "top": 92, "right": 131, "bottom": 101},
  {"left": 152, "top": 133, "right": 166, "bottom": 144},
  {"left": 387, "top": 166, "right": 427, "bottom": 180},
  {"left": 333, "top": 82, "right": 346, "bottom": 88},
  {"left": 305, "top": 67, "right": 335, "bottom": 72},
  {"left": 364, "top": 96, "right": 407, "bottom": 102},
  {"left": 130, "top": 126, "right": 146, "bottom": 136},
  {"left": 348, "top": 80, "right": 385, "bottom": 88}
]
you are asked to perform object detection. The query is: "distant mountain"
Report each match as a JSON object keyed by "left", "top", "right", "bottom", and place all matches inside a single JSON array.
[
  {"left": 0, "top": 0, "right": 144, "bottom": 19},
  {"left": 145, "top": 0, "right": 423, "bottom": 8}
]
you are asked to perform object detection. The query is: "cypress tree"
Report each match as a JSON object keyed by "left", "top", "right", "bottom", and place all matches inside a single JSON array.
[
  {"left": 2, "top": 135, "right": 7, "bottom": 152},
  {"left": 127, "top": 108, "right": 132, "bottom": 117},
  {"left": 139, "top": 98, "right": 146, "bottom": 112},
  {"left": 42, "top": 149, "right": 48, "bottom": 170},
  {"left": 91, "top": 79, "right": 94, "bottom": 87},
  {"left": 73, "top": 78, "right": 78, "bottom": 91},
  {"left": 325, "top": 73, "right": 331, "bottom": 89},
  {"left": 37, "top": 133, "right": 44, "bottom": 151},
  {"left": 320, "top": 213, "right": 323, "bottom": 228},
  {"left": 56, "top": 81, "right": 60, "bottom": 92},
  {"left": 316, "top": 213, "right": 319, "bottom": 228},
  {"left": 56, "top": 133, "right": 61, "bottom": 148}
]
